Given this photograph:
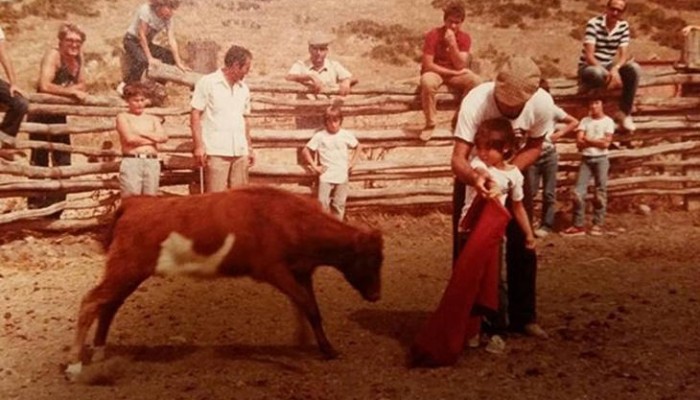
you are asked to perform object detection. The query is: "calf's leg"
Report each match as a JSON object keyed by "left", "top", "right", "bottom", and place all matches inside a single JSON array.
[
  {"left": 68, "top": 263, "right": 149, "bottom": 373},
  {"left": 269, "top": 267, "right": 338, "bottom": 359}
]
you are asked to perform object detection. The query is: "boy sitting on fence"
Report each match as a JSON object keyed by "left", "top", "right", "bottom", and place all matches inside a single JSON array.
[
  {"left": 301, "top": 106, "right": 362, "bottom": 220},
  {"left": 561, "top": 97, "right": 615, "bottom": 237},
  {"left": 116, "top": 82, "right": 168, "bottom": 198}
]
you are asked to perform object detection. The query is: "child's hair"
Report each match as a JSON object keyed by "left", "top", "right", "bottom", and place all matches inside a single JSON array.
[
  {"left": 323, "top": 106, "right": 343, "bottom": 124},
  {"left": 474, "top": 118, "right": 516, "bottom": 159},
  {"left": 587, "top": 94, "right": 604, "bottom": 105},
  {"left": 122, "top": 82, "right": 151, "bottom": 100},
  {"left": 150, "top": 0, "right": 181, "bottom": 9},
  {"left": 57, "top": 22, "right": 86, "bottom": 42}
]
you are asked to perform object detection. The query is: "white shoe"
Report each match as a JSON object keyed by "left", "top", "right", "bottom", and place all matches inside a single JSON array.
[
  {"left": 116, "top": 81, "right": 126, "bottom": 96},
  {"left": 534, "top": 228, "right": 550, "bottom": 238},
  {"left": 621, "top": 115, "right": 636, "bottom": 132},
  {"left": 467, "top": 334, "right": 481, "bottom": 348},
  {"left": 485, "top": 335, "right": 506, "bottom": 354}
]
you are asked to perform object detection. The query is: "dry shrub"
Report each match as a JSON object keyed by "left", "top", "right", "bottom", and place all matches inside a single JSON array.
[
  {"left": 648, "top": 0, "right": 700, "bottom": 11},
  {"left": 338, "top": 20, "right": 423, "bottom": 66},
  {"left": 20, "top": 0, "right": 100, "bottom": 19},
  {"left": 632, "top": 4, "right": 687, "bottom": 50}
]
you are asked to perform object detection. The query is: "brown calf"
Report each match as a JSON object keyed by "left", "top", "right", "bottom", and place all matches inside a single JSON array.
[{"left": 67, "top": 186, "right": 383, "bottom": 376}]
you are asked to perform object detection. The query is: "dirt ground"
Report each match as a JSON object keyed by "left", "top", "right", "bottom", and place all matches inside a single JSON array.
[{"left": 1, "top": 208, "right": 699, "bottom": 400}]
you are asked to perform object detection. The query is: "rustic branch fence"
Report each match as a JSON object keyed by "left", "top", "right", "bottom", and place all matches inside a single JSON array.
[{"left": 1, "top": 58, "right": 700, "bottom": 231}]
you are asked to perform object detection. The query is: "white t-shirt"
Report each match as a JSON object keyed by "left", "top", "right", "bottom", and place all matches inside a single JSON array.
[
  {"left": 578, "top": 115, "right": 615, "bottom": 157},
  {"left": 454, "top": 82, "right": 555, "bottom": 147},
  {"left": 126, "top": 3, "right": 172, "bottom": 37},
  {"left": 288, "top": 58, "right": 352, "bottom": 87},
  {"left": 459, "top": 157, "right": 524, "bottom": 229},
  {"left": 305, "top": 128, "right": 359, "bottom": 184},
  {"left": 191, "top": 69, "right": 251, "bottom": 157}
]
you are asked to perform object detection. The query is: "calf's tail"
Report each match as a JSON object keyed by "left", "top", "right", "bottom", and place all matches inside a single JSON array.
[{"left": 102, "top": 205, "right": 126, "bottom": 251}]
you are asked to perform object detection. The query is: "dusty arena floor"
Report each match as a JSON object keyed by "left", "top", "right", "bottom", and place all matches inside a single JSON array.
[{"left": 1, "top": 210, "right": 699, "bottom": 400}]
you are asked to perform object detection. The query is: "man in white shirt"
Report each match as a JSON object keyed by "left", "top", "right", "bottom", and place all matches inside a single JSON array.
[
  {"left": 285, "top": 31, "right": 353, "bottom": 96},
  {"left": 452, "top": 56, "right": 552, "bottom": 339},
  {"left": 285, "top": 32, "right": 355, "bottom": 130},
  {"left": 190, "top": 45, "right": 254, "bottom": 193}
]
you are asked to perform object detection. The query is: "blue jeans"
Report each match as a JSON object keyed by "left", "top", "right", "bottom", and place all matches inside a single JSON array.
[
  {"left": 318, "top": 181, "right": 349, "bottom": 220},
  {"left": 0, "top": 79, "right": 29, "bottom": 137},
  {"left": 526, "top": 148, "right": 558, "bottom": 230},
  {"left": 573, "top": 155, "right": 609, "bottom": 227},
  {"left": 578, "top": 61, "right": 641, "bottom": 115}
]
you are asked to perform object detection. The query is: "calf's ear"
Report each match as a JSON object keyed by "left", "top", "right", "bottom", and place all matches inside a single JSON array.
[{"left": 354, "top": 229, "right": 383, "bottom": 251}]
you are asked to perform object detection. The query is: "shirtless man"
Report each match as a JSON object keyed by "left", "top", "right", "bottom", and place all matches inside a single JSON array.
[{"left": 116, "top": 82, "right": 168, "bottom": 197}]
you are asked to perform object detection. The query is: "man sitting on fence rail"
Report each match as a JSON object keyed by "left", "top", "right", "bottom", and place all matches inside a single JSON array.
[
  {"left": 286, "top": 31, "right": 353, "bottom": 97},
  {"left": 0, "top": 24, "right": 28, "bottom": 156},
  {"left": 286, "top": 32, "right": 354, "bottom": 129},
  {"left": 418, "top": 1, "right": 482, "bottom": 141},
  {"left": 577, "top": 0, "right": 640, "bottom": 133},
  {"left": 190, "top": 45, "right": 254, "bottom": 193}
]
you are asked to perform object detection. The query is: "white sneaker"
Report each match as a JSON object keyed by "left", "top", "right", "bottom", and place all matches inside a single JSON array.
[
  {"left": 467, "top": 334, "right": 481, "bottom": 348},
  {"left": 116, "top": 81, "right": 126, "bottom": 96},
  {"left": 485, "top": 335, "right": 506, "bottom": 354},
  {"left": 621, "top": 115, "right": 636, "bottom": 132},
  {"left": 534, "top": 228, "right": 550, "bottom": 238}
]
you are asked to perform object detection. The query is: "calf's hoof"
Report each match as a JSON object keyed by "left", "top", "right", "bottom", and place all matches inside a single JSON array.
[
  {"left": 321, "top": 347, "right": 340, "bottom": 360},
  {"left": 64, "top": 362, "right": 83, "bottom": 382}
]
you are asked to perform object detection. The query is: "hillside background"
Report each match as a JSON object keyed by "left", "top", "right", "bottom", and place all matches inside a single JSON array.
[{"left": 1, "top": 0, "right": 699, "bottom": 95}]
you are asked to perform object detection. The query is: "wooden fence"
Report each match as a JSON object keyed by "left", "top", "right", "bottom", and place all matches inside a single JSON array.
[{"left": 1, "top": 61, "right": 700, "bottom": 231}]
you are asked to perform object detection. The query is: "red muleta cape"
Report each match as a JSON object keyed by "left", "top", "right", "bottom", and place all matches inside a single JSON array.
[{"left": 410, "top": 197, "right": 511, "bottom": 367}]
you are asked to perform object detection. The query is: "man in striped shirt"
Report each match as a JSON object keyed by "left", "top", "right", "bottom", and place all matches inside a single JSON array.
[{"left": 578, "top": 0, "right": 640, "bottom": 132}]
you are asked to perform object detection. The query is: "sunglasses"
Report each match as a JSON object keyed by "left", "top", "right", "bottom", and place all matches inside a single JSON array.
[{"left": 62, "top": 38, "right": 84, "bottom": 45}]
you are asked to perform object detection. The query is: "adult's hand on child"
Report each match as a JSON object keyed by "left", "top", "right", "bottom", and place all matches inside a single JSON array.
[{"left": 525, "top": 236, "right": 537, "bottom": 250}]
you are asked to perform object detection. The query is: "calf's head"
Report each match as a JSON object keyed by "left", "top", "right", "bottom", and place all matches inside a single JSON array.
[{"left": 341, "top": 229, "right": 383, "bottom": 302}]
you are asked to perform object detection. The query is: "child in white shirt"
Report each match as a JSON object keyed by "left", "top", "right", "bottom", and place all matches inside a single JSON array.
[
  {"left": 561, "top": 98, "right": 615, "bottom": 237},
  {"left": 302, "top": 107, "right": 363, "bottom": 220}
]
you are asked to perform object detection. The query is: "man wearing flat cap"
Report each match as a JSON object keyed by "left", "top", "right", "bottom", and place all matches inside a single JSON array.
[
  {"left": 451, "top": 56, "right": 554, "bottom": 340},
  {"left": 285, "top": 32, "right": 353, "bottom": 97}
]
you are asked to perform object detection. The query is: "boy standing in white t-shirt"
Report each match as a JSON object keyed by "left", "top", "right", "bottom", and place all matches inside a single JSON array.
[
  {"left": 302, "top": 107, "right": 362, "bottom": 220},
  {"left": 562, "top": 98, "right": 615, "bottom": 237}
]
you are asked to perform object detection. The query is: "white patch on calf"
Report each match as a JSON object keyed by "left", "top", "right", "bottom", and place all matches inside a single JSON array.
[{"left": 155, "top": 232, "right": 235, "bottom": 277}]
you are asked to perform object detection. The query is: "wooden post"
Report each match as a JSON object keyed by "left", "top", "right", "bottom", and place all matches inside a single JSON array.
[
  {"left": 185, "top": 40, "right": 220, "bottom": 74},
  {"left": 682, "top": 29, "right": 700, "bottom": 70}
]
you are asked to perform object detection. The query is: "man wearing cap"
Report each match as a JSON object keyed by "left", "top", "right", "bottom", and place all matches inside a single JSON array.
[
  {"left": 285, "top": 32, "right": 353, "bottom": 97},
  {"left": 451, "top": 56, "right": 553, "bottom": 339},
  {"left": 419, "top": 2, "right": 481, "bottom": 140},
  {"left": 578, "top": 0, "right": 640, "bottom": 132}
]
